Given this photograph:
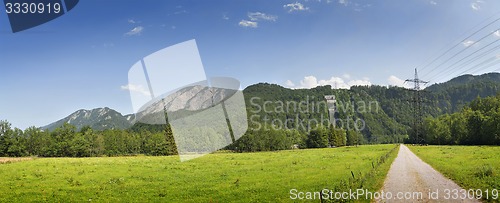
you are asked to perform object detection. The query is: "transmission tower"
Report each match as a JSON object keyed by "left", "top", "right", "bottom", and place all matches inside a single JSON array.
[{"left": 405, "top": 68, "right": 428, "bottom": 144}]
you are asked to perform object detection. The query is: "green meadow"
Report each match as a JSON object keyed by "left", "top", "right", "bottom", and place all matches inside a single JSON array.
[
  {"left": 408, "top": 145, "right": 500, "bottom": 202},
  {"left": 0, "top": 145, "right": 397, "bottom": 202}
]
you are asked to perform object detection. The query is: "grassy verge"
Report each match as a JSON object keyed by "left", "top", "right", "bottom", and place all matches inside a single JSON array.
[
  {"left": 360, "top": 144, "right": 399, "bottom": 198},
  {"left": 0, "top": 145, "right": 397, "bottom": 202},
  {"left": 324, "top": 144, "right": 400, "bottom": 202},
  {"left": 408, "top": 145, "right": 500, "bottom": 202}
]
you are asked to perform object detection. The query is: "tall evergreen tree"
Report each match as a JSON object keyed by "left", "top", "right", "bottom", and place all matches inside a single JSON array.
[
  {"left": 163, "top": 99, "right": 178, "bottom": 156},
  {"left": 328, "top": 124, "right": 338, "bottom": 147}
]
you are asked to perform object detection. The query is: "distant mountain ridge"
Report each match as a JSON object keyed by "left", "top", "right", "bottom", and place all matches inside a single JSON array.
[
  {"left": 426, "top": 72, "right": 500, "bottom": 92},
  {"left": 42, "top": 107, "right": 135, "bottom": 131},
  {"left": 43, "top": 85, "right": 238, "bottom": 131},
  {"left": 425, "top": 72, "right": 500, "bottom": 112}
]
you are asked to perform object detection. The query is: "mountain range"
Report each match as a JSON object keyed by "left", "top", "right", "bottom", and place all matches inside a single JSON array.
[
  {"left": 42, "top": 84, "right": 240, "bottom": 131},
  {"left": 42, "top": 107, "right": 135, "bottom": 131},
  {"left": 42, "top": 73, "right": 500, "bottom": 137}
]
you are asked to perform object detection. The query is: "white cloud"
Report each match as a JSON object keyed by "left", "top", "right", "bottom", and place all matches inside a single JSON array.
[
  {"left": 494, "top": 30, "right": 500, "bottom": 37},
  {"left": 248, "top": 12, "right": 278, "bottom": 21},
  {"left": 300, "top": 76, "right": 319, "bottom": 88},
  {"left": 348, "top": 79, "right": 371, "bottom": 86},
  {"left": 283, "top": 2, "right": 310, "bottom": 12},
  {"left": 388, "top": 75, "right": 411, "bottom": 88},
  {"left": 319, "top": 77, "right": 351, "bottom": 89},
  {"left": 430, "top": 1, "right": 437, "bottom": 5},
  {"left": 125, "top": 26, "right": 144, "bottom": 36},
  {"left": 284, "top": 80, "right": 295, "bottom": 87},
  {"left": 336, "top": 0, "right": 372, "bottom": 12},
  {"left": 222, "top": 14, "right": 229, "bottom": 20},
  {"left": 121, "top": 84, "right": 151, "bottom": 96},
  {"left": 128, "top": 19, "right": 141, "bottom": 24},
  {"left": 238, "top": 12, "right": 276, "bottom": 29},
  {"left": 238, "top": 20, "right": 258, "bottom": 28},
  {"left": 462, "top": 40, "right": 475, "bottom": 47},
  {"left": 471, "top": 2, "right": 481, "bottom": 11},
  {"left": 285, "top": 75, "right": 371, "bottom": 89},
  {"left": 342, "top": 74, "right": 351, "bottom": 79}
]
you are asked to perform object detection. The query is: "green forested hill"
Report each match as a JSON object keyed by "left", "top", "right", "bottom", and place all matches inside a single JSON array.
[
  {"left": 242, "top": 72, "right": 500, "bottom": 144},
  {"left": 243, "top": 84, "right": 408, "bottom": 143},
  {"left": 425, "top": 73, "right": 500, "bottom": 112}
]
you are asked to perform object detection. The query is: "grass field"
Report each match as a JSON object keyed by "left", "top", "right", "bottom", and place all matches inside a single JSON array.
[
  {"left": 408, "top": 145, "right": 500, "bottom": 202},
  {"left": 0, "top": 145, "right": 397, "bottom": 202}
]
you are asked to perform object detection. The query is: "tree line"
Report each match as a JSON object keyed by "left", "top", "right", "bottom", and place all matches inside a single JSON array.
[
  {"left": 422, "top": 94, "right": 500, "bottom": 145},
  {"left": 226, "top": 124, "right": 363, "bottom": 152},
  {"left": 0, "top": 119, "right": 365, "bottom": 157},
  {"left": 0, "top": 122, "right": 178, "bottom": 157}
]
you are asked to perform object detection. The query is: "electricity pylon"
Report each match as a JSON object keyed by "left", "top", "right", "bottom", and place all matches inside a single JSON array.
[{"left": 405, "top": 68, "right": 428, "bottom": 144}]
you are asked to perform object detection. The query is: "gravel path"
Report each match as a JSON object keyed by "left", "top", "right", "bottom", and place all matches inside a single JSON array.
[{"left": 376, "top": 145, "right": 480, "bottom": 203}]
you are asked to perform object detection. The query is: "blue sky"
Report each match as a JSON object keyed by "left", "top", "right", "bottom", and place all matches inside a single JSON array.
[{"left": 1, "top": 0, "right": 500, "bottom": 129}]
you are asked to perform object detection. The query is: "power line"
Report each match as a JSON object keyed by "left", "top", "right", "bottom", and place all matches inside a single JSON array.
[
  {"left": 427, "top": 41, "right": 500, "bottom": 83},
  {"left": 421, "top": 28, "right": 500, "bottom": 79},
  {"left": 427, "top": 39, "right": 500, "bottom": 82},
  {"left": 457, "top": 56, "right": 500, "bottom": 76},
  {"left": 453, "top": 43, "right": 500, "bottom": 70},
  {"left": 434, "top": 45, "right": 500, "bottom": 82},
  {"left": 472, "top": 59, "right": 500, "bottom": 75},
  {"left": 417, "top": 14, "right": 500, "bottom": 74},
  {"left": 470, "top": 60, "right": 500, "bottom": 76},
  {"left": 429, "top": 39, "right": 500, "bottom": 81}
]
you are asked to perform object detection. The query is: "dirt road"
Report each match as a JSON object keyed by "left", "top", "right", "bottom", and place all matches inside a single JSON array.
[{"left": 376, "top": 145, "right": 480, "bottom": 203}]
